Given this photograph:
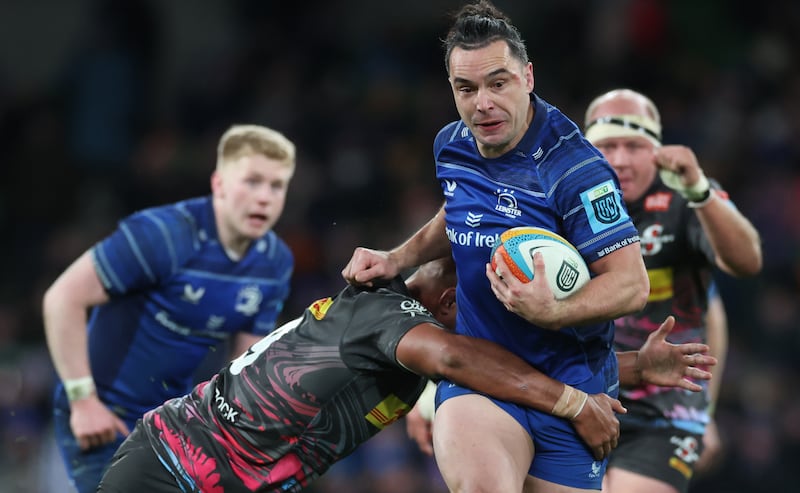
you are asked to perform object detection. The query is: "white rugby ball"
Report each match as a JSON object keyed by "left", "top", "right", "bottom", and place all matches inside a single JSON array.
[{"left": 490, "top": 226, "right": 591, "bottom": 300}]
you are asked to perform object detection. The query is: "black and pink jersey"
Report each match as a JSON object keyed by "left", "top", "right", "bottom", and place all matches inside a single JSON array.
[
  {"left": 140, "top": 278, "right": 440, "bottom": 492},
  {"left": 614, "top": 179, "right": 724, "bottom": 434}
]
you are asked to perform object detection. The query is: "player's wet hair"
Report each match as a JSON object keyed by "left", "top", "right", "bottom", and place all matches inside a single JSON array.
[{"left": 443, "top": 0, "right": 529, "bottom": 75}]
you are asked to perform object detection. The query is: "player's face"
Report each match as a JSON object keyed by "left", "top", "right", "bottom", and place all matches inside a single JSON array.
[
  {"left": 591, "top": 135, "right": 657, "bottom": 203},
  {"left": 448, "top": 40, "right": 534, "bottom": 159},
  {"left": 212, "top": 153, "right": 292, "bottom": 247},
  {"left": 588, "top": 99, "right": 659, "bottom": 203}
]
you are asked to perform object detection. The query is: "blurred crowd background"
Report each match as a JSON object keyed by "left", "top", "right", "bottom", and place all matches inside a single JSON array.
[{"left": 1, "top": 0, "right": 798, "bottom": 492}]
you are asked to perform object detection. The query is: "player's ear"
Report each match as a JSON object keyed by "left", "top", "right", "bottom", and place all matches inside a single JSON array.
[
  {"left": 211, "top": 170, "right": 223, "bottom": 197},
  {"left": 438, "top": 287, "right": 457, "bottom": 314}
]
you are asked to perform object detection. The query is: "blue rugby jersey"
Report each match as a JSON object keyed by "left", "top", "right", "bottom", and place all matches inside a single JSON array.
[
  {"left": 434, "top": 94, "right": 640, "bottom": 384},
  {"left": 72, "top": 196, "right": 293, "bottom": 428}
]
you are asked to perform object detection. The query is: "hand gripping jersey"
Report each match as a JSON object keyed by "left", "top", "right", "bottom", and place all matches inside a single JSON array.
[
  {"left": 57, "top": 196, "right": 293, "bottom": 429},
  {"left": 434, "top": 94, "right": 640, "bottom": 384},
  {"left": 614, "top": 179, "right": 723, "bottom": 434},
  {"left": 142, "top": 279, "right": 439, "bottom": 492}
]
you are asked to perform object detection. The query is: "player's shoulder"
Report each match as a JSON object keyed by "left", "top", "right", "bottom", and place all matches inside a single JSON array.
[
  {"left": 434, "top": 120, "right": 471, "bottom": 155},
  {"left": 121, "top": 196, "right": 209, "bottom": 250},
  {"left": 537, "top": 97, "right": 600, "bottom": 158},
  {"left": 127, "top": 196, "right": 206, "bottom": 226}
]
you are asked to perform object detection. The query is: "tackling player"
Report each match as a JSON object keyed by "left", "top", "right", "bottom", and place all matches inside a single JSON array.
[{"left": 97, "top": 258, "right": 715, "bottom": 493}]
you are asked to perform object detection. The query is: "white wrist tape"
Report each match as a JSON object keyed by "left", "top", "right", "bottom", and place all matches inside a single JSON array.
[
  {"left": 64, "top": 376, "right": 96, "bottom": 402},
  {"left": 552, "top": 385, "right": 589, "bottom": 420},
  {"left": 659, "top": 168, "right": 710, "bottom": 202},
  {"left": 416, "top": 380, "right": 437, "bottom": 421}
]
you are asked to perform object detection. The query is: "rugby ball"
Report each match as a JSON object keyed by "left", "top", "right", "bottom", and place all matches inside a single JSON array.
[{"left": 490, "top": 227, "right": 590, "bottom": 300}]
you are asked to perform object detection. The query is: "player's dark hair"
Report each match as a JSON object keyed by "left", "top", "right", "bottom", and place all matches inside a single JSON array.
[{"left": 443, "top": 0, "right": 529, "bottom": 75}]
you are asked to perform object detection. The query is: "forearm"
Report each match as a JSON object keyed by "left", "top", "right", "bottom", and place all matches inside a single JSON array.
[
  {"left": 695, "top": 195, "right": 762, "bottom": 276},
  {"left": 389, "top": 205, "right": 451, "bottom": 269},
  {"left": 43, "top": 293, "right": 93, "bottom": 381},
  {"left": 432, "top": 336, "right": 565, "bottom": 414},
  {"left": 548, "top": 247, "right": 648, "bottom": 328},
  {"left": 616, "top": 351, "right": 641, "bottom": 387}
]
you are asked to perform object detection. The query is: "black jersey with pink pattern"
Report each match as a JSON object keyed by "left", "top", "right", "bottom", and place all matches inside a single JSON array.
[
  {"left": 141, "top": 278, "right": 440, "bottom": 492},
  {"left": 614, "top": 178, "right": 722, "bottom": 434}
]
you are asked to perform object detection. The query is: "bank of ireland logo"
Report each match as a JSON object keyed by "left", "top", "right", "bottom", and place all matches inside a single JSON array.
[
  {"left": 495, "top": 188, "right": 522, "bottom": 218},
  {"left": 580, "top": 180, "right": 629, "bottom": 233}
]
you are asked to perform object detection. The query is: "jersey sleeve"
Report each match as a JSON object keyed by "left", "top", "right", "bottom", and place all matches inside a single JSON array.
[
  {"left": 548, "top": 149, "right": 640, "bottom": 263},
  {"left": 91, "top": 206, "right": 194, "bottom": 296},
  {"left": 340, "top": 290, "right": 443, "bottom": 373},
  {"left": 433, "top": 121, "right": 465, "bottom": 156}
]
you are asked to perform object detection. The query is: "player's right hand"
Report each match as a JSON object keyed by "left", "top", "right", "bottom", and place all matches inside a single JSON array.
[
  {"left": 341, "top": 247, "right": 400, "bottom": 286},
  {"left": 571, "top": 393, "right": 625, "bottom": 460},
  {"left": 69, "top": 395, "right": 130, "bottom": 450}
]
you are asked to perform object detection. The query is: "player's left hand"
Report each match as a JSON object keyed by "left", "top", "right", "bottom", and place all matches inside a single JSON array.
[
  {"left": 571, "top": 393, "right": 625, "bottom": 460},
  {"left": 486, "top": 252, "right": 562, "bottom": 330},
  {"left": 638, "top": 316, "right": 717, "bottom": 391}
]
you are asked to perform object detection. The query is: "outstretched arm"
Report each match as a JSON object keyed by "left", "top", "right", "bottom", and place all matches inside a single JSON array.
[
  {"left": 617, "top": 316, "right": 717, "bottom": 389},
  {"left": 396, "top": 323, "right": 626, "bottom": 460}
]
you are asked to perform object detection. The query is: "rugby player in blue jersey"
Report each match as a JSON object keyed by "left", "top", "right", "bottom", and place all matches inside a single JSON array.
[
  {"left": 96, "top": 257, "right": 715, "bottom": 493},
  {"left": 43, "top": 124, "right": 296, "bottom": 493},
  {"left": 342, "top": 2, "right": 650, "bottom": 491}
]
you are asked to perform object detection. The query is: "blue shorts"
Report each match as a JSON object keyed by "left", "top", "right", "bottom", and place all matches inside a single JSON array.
[
  {"left": 53, "top": 388, "right": 127, "bottom": 493},
  {"left": 436, "top": 351, "right": 619, "bottom": 490}
]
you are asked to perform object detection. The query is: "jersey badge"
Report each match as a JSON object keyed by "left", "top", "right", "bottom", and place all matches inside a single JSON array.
[
  {"left": 443, "top": 179, "right": 457, "bottom": 197},
  {"left": 669, "top": 435, "right": 700, "bottom": 478},
  {"left": 644, "top": 191, "right": 673, "bottom": 212},
  {"left": 400, "top": 299, "right": 432, "bottom": 317},
  {"left": 640, "top": 224, "right": 675, "bottom": 257},
  {"left": 465, "top": 211, "right": 482, "bottom": 228},
  {"left": 580, "top": 180, "right": 629, "bottom": 233},
  {"left": 365, "top": 394, "right": 412, "bottom": 429},
  {"left": 494, "top": 188, "right": 522, "bottom": 219},
  {"left": 181, "top": 284, "right": 206, "bottom": 304},
  {"left": 309, "top": 297, "right": 334, "bottom": 320},
  {"left": 235, "top": 285, "right": 263, "bottom": 316}
]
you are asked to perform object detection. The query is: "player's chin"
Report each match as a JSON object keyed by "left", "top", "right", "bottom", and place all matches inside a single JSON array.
[{"left": 240, "top": 219, "right": 272, "bottom": 238}]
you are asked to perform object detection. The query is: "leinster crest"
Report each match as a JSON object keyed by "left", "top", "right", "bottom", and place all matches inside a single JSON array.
[{"left": 235, "top": 285, "right": 262, "bottom": 316}]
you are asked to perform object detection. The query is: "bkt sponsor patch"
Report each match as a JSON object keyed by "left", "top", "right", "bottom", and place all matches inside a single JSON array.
[{"left": 580, "top": 180, "right": 629, "bottom": 233}]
